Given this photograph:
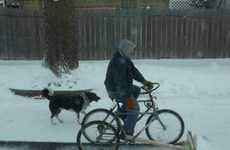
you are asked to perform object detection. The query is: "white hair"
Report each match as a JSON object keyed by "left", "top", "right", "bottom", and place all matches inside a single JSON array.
[
  {"left": 118, "top": 39, "right": 136, "bottom": 56},
  {"left": 118, "top": 39, "right": 136, "bottom": 51}
]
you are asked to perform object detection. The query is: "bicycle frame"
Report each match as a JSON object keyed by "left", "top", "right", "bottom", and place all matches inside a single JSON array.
[
  {"left": 92, "top": 83, "right": 164, "bottom": 141},
  {"left": 103, "top": 88, "right": 166, "bottom": 142},
  {"left": 109, "top": 91, "right": 159, "bottom": 122}
]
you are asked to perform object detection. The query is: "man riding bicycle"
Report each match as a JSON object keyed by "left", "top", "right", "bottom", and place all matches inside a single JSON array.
[{"left": 104, "top": 39, "right": 153, "bottom": 139}]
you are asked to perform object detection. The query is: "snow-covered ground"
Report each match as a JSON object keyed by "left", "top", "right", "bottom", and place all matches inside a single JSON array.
[{"left": 0, "top": 59, "right": 230, "bottom": 150}]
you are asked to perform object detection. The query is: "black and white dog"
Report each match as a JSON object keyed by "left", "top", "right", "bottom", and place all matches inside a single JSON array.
[{"left": 41, "top": 88, "right": 100, "bottom": 124}]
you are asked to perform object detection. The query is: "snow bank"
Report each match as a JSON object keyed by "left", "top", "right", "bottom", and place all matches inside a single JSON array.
[{"left": 0, "top": 59, "right": 230, "bottom": 150}]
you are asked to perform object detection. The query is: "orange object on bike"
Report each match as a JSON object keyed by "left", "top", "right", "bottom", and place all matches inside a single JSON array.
[{"left": 126, "top": 96, "right": 136, "bottom": 110}]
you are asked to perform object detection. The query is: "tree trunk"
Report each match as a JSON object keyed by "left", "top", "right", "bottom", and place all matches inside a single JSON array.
[{"left": 43, "top": 0, "right": 79, "bottom": 77}]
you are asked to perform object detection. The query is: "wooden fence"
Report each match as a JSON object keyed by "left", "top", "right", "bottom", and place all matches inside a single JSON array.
[
  {"left": 0, "top": 8, "right": 44, "bottom": 59},
  {"left": 0, "top": 8, "right": 230, "bottom": 60}
]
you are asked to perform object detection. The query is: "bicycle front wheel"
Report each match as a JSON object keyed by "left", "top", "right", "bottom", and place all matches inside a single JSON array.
[
  {"left": 77, "top": 121, "right": 119, "bottom": 150},
  {"left": 145, "top": 109, "right": 185, "bottom": 144}
]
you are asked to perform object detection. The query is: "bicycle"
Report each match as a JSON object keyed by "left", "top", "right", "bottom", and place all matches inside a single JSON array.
[{"left": 77, "top": 83, "right": 185, "bottom": 150}]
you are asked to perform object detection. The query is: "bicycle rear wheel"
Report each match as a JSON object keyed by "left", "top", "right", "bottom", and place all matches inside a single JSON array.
[
  {"left": 77, "top": 121, "right": 119, "bottom": 150},
  {"left": 82, "top": 108, "right": 121, "bottom": 132},
  {"left": 145, "top": 109, "right": 185, "bottom": 144}
]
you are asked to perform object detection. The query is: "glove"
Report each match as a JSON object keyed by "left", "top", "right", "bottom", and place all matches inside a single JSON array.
[
  {"left": 126, "top": 96, "right": 136, "bottom": 110},
  {"left": 143, "top": 80, "right": 154, "bottom": 89}
]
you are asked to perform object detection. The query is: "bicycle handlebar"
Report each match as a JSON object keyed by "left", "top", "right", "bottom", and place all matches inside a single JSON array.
[
  {"left": 109, "top": 82, "right": 160, "bottom": 101},
  {"left": 140, "top": 82, "right": 160, "bottom": 95}
]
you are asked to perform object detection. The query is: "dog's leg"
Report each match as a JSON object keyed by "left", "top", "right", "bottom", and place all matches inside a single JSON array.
[
  {"left": 50, "top": 108, "right": 63, "bottom": 125},
  {"left": 54, "top": 109, "right": 63, "bottom": 123},
  {"left": 56, "top": 115, "right": 64, "bottom": 123},
  {"left": 55, "top": 109, "right": 63, "bottom": 123},
  {"left": 50, "top": 115, "right": 57, "bottom": 125}
]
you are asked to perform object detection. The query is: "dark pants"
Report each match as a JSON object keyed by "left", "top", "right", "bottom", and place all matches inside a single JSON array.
[{"left": 107, "top": 85, "right": 140, "bottom": 135}]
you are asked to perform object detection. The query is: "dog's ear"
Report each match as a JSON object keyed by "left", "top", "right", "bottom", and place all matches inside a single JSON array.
[{"left": 41, "top": 88, "right": 49, "bottom": 97}]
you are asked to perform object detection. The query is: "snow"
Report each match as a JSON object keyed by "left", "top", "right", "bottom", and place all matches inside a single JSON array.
[
  {"left": 0, "top": 59, "right": 230, "bottom": 150},
  {"left": 196, "top": 135, "right": 218, "bottom": 150}
]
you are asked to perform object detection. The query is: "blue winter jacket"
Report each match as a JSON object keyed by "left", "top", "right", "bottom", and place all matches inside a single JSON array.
[{"left": 104, "top": 51, "right": 145, "bottom": 98}]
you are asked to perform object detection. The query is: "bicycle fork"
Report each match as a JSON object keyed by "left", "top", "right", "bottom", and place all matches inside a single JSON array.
[
  {"left": 132, "top": 113, "right": 167, "bottom": 141},
  {"left": 154, "top": 114, "right": 167, "bottom": 130}
]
